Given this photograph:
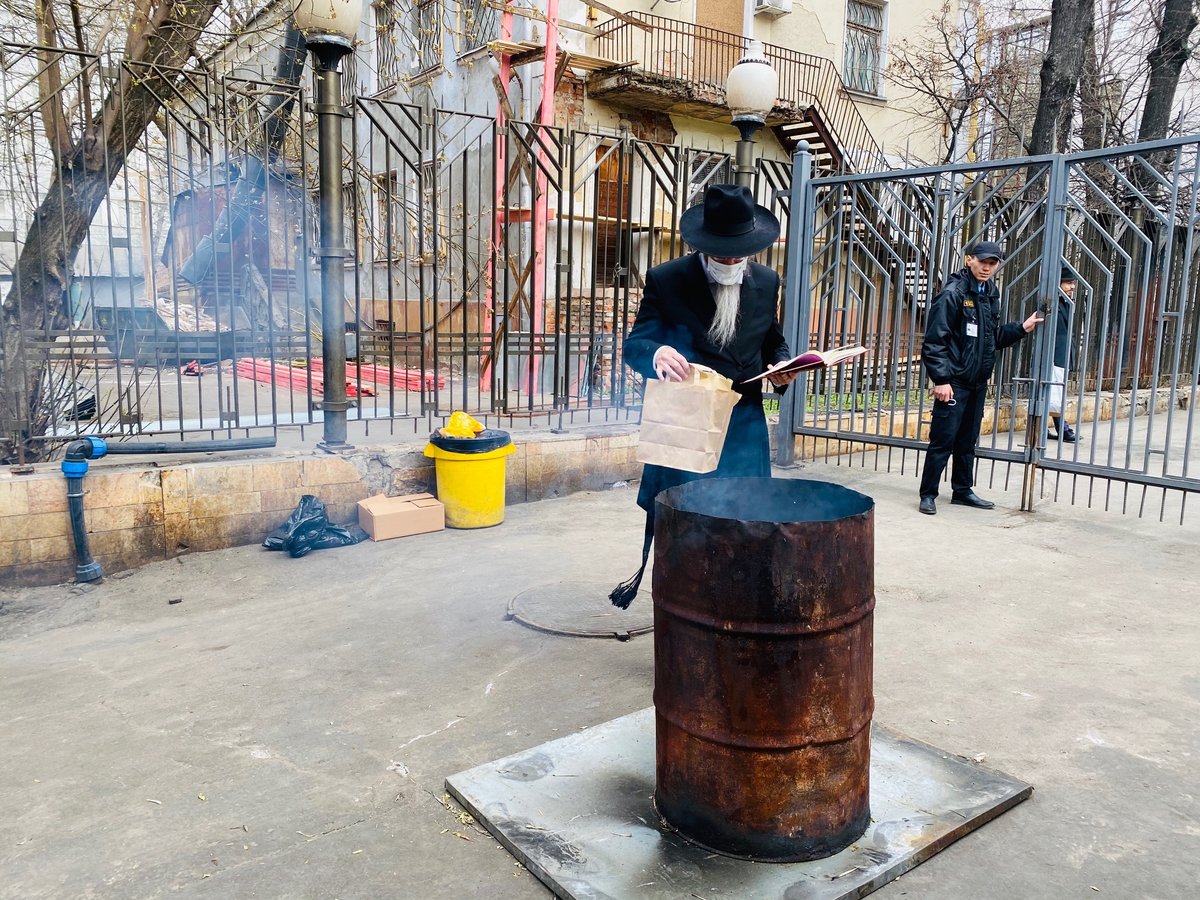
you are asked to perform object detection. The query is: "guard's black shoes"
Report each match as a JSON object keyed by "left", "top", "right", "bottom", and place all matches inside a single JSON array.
[
  {"left": 951, "top": 492, "right": 995, "bottom": 509},
  {"left": 1061, "top": 425, "right": 1076, "bottom": 443},
  {"left": 918, "top": 496, "right": 937, "bottom": 515}
]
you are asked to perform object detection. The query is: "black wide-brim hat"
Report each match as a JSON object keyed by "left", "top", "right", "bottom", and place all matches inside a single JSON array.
[{"left": 680, "top": 184, "right": 781, "bottom": 257}]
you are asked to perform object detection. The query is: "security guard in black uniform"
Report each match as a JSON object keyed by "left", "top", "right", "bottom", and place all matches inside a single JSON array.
[{"left": 918, "top": 241, "right": 1044, "bottom": 515}]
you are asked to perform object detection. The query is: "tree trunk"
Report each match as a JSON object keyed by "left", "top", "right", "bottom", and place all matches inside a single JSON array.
[
  {"left": 1077, "top": 32, "right": 1114, "bottom": 195},
  {"left": 1029, "top": 0, "right": 1096, "bottom": 155},
  {"left": 0, "top": 0, "right": 222, "bottom": 464},
  {"left": 1138, "top": 0, "right": 1199, "bottom": 143},
  {"left": 0, "top": 161, "right": 110, "bottom": 463},
  {"left": 1079, "top": 32, "right": 1104, "bottom": 150}
]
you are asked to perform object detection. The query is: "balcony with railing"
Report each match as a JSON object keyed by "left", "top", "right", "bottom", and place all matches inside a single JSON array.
[{"left": 590, "top": 13, "right": 887, "bottom": 174}]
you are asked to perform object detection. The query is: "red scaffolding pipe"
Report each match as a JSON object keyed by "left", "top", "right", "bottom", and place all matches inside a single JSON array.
[{"left": 528, "top": 0, "right": 559, "bottom": 397}]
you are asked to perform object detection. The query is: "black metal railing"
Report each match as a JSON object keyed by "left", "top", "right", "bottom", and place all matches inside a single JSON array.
[
  {"left": 593, "top": 12, "right": 887, "bottom": 174},
  {"left": 0, "top": 40, "right": 764, "bottom": 458},
  {"left": 784, "top": 137, "right": 1200, "bottom": 521}
]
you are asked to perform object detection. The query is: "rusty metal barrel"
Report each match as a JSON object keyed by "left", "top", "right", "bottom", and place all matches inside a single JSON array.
[{"left": 652, "top": 476, "right": 874, "bottom": 862}]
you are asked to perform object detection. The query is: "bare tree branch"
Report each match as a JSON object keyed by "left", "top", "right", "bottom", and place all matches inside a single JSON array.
[
  {"left": 34, "top": 0, "right": 73, "bottom": 167},
  {"left": 67, "top": 0, "right": 94, "bottom": 117},
  {"left": 1138, "top": 0, "right": 1199, "bottom": 142}
]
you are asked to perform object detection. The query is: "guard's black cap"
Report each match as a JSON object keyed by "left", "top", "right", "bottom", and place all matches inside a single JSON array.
[
  {"left": 1059, "top": 265, "right": 1077, "bottom": 282},
  {"left": 967, "top": 240, "right": 1004, "bottom": 261}
]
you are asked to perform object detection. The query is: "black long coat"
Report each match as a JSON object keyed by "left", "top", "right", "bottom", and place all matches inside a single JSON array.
[
  {"left": 624, "top": 253, "right": 791, "bottom": 511},
  {"left": 1052, "top": 289, "right": 1074, "bottom": 368}
]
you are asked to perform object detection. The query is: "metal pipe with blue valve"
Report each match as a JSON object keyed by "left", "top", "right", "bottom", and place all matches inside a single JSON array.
[{"left": 61, "top": 436, "right": 276, "bottom": 582}]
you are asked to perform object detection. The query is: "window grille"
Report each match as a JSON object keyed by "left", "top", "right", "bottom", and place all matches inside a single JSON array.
[
  {"left": 372, "top": 171, "right": 411, "bottom": 261},
  {"left": 845, "top": 1, "right": 885, "bottom": 95},
  {"left": 374, "top": 2, "right": 404, "bottom": 88},
  {"left": 686, "top": 152, "right": 732, "bottom": 208},
  {"left": 368, "top": 165, "right": 435, "bottom": 263},
  {"left": 459, "top": 0, "right": 500, "bottom": 56},
  {"left": 416, "top": 0, "right": 444, "bottom": 75}
]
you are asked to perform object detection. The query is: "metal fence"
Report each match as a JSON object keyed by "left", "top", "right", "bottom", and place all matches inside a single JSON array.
[
  {"left": 778, "top": 136, "right": 1200, "bottom": 522},
  {"left": 333, "top": 103, "right": 748, "bottom": 427},
  {"left": 8, "top": 37, "right": 1195, "bottom": 523},
  {"left": 0, "top": 42, "right": 766, "bottom": 460}
]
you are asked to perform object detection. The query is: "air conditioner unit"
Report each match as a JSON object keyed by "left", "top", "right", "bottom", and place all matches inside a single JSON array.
[{"left": 754, "top": 0, "right": 792, "bottom": 17}]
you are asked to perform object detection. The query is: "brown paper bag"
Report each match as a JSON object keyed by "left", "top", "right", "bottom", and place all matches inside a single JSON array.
[{"left": 636, "top": 364, "right": 740, "bottom": 474}]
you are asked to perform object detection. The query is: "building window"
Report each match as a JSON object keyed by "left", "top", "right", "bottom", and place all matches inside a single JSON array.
[
  {"left": 367, "top": 172, "right": 395, "bottom": 261},
  {"left": 416, "top": 0, "right": 444, "bottom": 75},
  {"left": 987, "top": 19, "right": 1049, "bottom": 159},
  {"left": 369, "top": 164, "right": 436, "bottom": 263},
  {"left": 459, "top": 0, "right": 500, "bottom": 56},
  {"left": 373, "top": 1, "right": 403, "bottom": 89},
  {"left": 845, "top": 1, "right": 885, "bottom": 95}
]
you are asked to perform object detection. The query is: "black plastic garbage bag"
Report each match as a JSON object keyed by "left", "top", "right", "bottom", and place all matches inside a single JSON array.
[{"left": 263, "top": 494, "right": 367, "bottom": 558}]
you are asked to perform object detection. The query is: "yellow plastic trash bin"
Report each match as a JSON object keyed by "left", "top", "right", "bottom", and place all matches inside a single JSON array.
[{"left": 423, "top": 429, "right": 515, "bottom": 528}]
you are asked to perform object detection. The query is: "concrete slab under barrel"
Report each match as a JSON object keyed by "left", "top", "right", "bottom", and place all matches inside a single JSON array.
[{"left": 445, "top": 708, "right": 1032, "bottom": 900}]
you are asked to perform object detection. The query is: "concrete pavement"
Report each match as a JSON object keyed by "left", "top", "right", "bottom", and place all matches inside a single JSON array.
[{"left": 1, "top": 460, "right": 1197, "bottom": 899}]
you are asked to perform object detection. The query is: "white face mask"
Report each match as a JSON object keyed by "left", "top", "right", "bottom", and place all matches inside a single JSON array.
[{"left": 707, "top": 257, "right": 747, "bottom": 285}]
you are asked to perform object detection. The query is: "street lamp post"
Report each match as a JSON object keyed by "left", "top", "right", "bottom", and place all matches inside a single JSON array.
[
  {"left": 292, "top": 0, "right": 363, "bottom": 451},
  {"left": 726, "top": 41, "right": 779, "bottom": 189}
]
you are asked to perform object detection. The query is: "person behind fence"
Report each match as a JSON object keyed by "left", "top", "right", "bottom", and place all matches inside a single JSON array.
[
  {"left": 917, "top": 241, "right": 1044, "bottom": 516},
  {"left": 1047, "top": 266, "right": 1077, "bottom": 443},
  {"left": 609, "top": 184, "right": 796, "bottom": 609}
]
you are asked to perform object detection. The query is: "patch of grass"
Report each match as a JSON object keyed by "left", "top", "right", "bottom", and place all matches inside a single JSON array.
[{"left": 764, "top": 390, "right": 923, "bottom": 415}]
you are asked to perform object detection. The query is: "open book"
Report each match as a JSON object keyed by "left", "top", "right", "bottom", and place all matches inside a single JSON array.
[{"left": 740, "top": 345, "right": 867, "bottom": 384}]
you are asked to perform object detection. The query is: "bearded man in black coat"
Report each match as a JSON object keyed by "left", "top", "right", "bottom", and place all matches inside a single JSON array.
[{"left": 610, "top": 184, "right": 796, "bottom": 608}]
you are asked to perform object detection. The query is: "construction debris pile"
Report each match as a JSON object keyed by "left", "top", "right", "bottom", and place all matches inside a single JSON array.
[{"left": 153, "top": 297, "right": 219, "bottom": 332}]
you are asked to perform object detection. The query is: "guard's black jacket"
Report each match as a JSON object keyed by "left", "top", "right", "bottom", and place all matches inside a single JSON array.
[{"left": 922, "top": 268, "right": 1027, "bottom": 388}]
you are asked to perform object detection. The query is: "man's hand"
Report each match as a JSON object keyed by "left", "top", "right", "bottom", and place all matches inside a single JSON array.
[
  {"left": 768, "top": 370, "right": 799, "bottom": 388},
  {"left": 1023, "top": 310, "right": 1045, "bottom": 332},
  {"left": 932, "top": 383, "right": 954, "bottom": 403},
  {"left": 653, "top": 345, "right": 691, "bottom": 382}
]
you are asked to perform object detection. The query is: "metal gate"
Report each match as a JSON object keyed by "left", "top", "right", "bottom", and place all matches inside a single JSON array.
[
  {"left": 0, "top": 39, "right": 744, "bottom": 458},
  {"left": 346, "top": 105, "right": 733, "bottom": 421},
  {"left": 777, "top": 137, "right": 1200, "bottom": 522}
]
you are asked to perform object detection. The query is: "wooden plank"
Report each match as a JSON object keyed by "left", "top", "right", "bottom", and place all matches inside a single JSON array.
[
  {"left": 585, "top": 0, "right": 653, "bottom": 31},
  {"left": 561, "top": 53, "right": 637, "bottom": 73},
  {"left": 488, "top": 39, "right": 538, "bottom": 56},
  {"left": 554, "top": 52, "right": 573, "bottom": 92},
  {"left": 509, "top": 46, "right": 548, "bottom": 68},
  {"left": 484, "top": 1, "right": 600, "bottom": 36},
  {"left": 491, "top": 73, "right": 516, "bottom": 120},
  {"left": 490, "top": 38, "right": 634, "bottom": 74}
]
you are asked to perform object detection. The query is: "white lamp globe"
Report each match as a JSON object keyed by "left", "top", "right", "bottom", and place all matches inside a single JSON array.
[
  {"left": 726, "top": 41, "right": 778, "bottom": 122},
  {"left": 292, "top": 0, "right": 365, "bottom": 44}
]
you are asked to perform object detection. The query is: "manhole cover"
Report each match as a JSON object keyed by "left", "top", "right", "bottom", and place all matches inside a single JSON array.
[{"left": 507, "top": 582, "right": 654, "bottom": 641}]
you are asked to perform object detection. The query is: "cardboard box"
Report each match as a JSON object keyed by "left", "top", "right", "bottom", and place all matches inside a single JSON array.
[{"left": 357, "top": 492, "right": 445, "bottom": 541}]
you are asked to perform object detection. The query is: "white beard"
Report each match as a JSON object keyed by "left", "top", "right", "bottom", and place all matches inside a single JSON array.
[{"left": 708, "top": 282, "right": 741, "bottom": 349}]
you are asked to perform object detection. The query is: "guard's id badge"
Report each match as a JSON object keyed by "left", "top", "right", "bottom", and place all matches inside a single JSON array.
[{"left": 966, "top": 322, "right": 979, "bottom": 337}]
